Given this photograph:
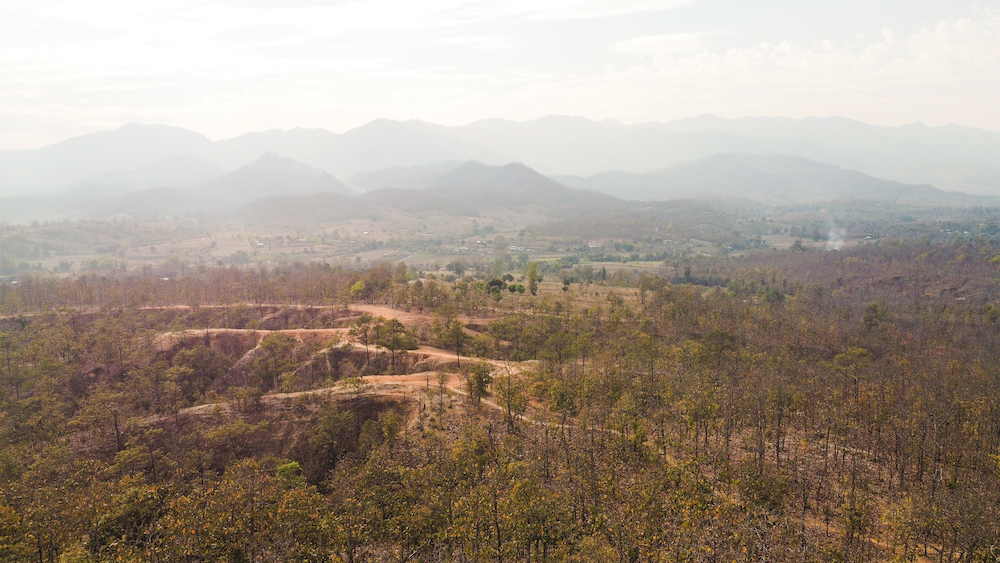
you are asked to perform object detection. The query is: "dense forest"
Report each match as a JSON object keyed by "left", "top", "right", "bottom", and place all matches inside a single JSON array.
[{"left": 1, "top": 238, "right": 999, "bottom": 562}]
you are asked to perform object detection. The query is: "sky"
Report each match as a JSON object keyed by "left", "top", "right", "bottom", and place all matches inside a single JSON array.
[{"left": 1, "top": 0, "right": 999, "bottom": 149}]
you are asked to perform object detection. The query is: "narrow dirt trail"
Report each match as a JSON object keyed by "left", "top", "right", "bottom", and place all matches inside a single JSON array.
[
  {"left": 160, "top": 326, "right": 525, "bottom": 375},
  {"left": 147, "top": 366, "right": 551, "bottom": 428},
  {"left": 158, "top": 327, "right": 349, "bottom": 349},
  {"left": 348, "top": 304, "right": 495, "bottom": 335},
  {"left": 104, "top": 301, "right": 534, "bottom": 426},
  {"left": 350, "top": 304, "right": 432, "bottom": 325}
]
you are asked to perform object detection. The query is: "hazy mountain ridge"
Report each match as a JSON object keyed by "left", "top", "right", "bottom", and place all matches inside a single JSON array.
[
  {"left": 555, "top": 154, "right": 962, "bottom": 205},
  {"left": 647, "top": 115, "right": 1000, "bottom": 194},
  {"left": 74, "top": 154, "right": 227, "bottom": 196},
  {"left": 240, "top": 191, "right": 368, "bottom": 224},
  {"left": 0, "top": 121, "right": 510, "bottom": 197},
  {"left": 2, "top": 115, "right": 1000, "bottom": 205},
  {"left": 92, "top": 153, "right": 356, "bottom": 219},
  {"left": 4, "top": 153, "right": 992, "bottom": 226},
  {"left": 197, "top": 153, "right": 353, "bottom": 201},
  {"left": 440, "top": 115, "right": 1000, "bottom": 193},
  {"left": 440, "top": 115, "right": 758, "bottom": 176},
  {"left": 0, "top": 159, "right": 619, "bottom": 224},
  {"left": 0, "top": 124, "right": 214, "bottom": 194},
  {"left": 205, "top": 121, "right": 510, "bottom": 178},
  {"left": 346, "top": 161, "right": 466, "bottom": 192},
  {"left": 0, "top": 154, "right": 355, "bottom": 223},
  {"left": 361, "top": 161, "right": 623, "bottom": 217}
]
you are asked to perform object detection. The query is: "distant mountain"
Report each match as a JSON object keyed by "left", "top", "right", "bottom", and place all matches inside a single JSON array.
[
  {"left": 0, "top": 154, "right": 355, "bottom": 222},
  {"left": 346, "top": 161, "right": 465, "bottom": 192},
  {"left": 321, "top": 120, "right": 509, "bottom": 178},
  {"left": 201, "top": 160, "right": 621, "bottom": 225},
  {"left": 239, "top": 191, "right": 368, "bottom": 224},
  {"left": 226, "top": 160, "right": 620, "bottom": 225},
  {"left": 207, "top": 128, "right": 342, "bottom": 171},
  {"left": 0, "top": 121, "right": 511, "bottom": 197},
  {"left": 556, "top": 154, "right": 959, "bottom": 204},
  {"left": 87, "top": 154, "right": 353, "bottom": 218},
  {"left": 442, "top": 115, "right": 1000, "bottom": 194},
  {"left": 0, "top": 124, "right": 214, "bottom": 195},
  {"left": 4, "top": 114, "right": 1000, "bottom": 202},
  {"left": 196, "top": 153, "right": 353, "bottom": 205},
  {"left": 5, "top": 153, "right": 991, "bottom": 226},
  {"left": 73, "top": 154, "right": 226, "bottom": 195},
  {"left": 440, "top": 115, "right": 755, "bottom": 176},
  {"left": 645, "top": 115, "right": 1000, "bottom": 195},
  {"left": 653, "top": 115, "right": 1000, "bottom": 168},
  {"left": 363, "top": 161, "right": 622, "bottom": 217},
  {"left": 555, "top": 170, "right": 670, "bottom": 200},
  {"left": 208, "top": 120, "right": 510, "bottom": 179}
]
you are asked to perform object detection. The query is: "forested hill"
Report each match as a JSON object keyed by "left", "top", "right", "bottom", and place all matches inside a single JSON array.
[
  {"left": 0, "top": 237, "right": 998, "bottom": 561},
  {"left": 556, "top": 153, "right": 959, "bottom": 204},
  {"left": 0, "top": 159, "right": 622, "bottom": 224},
  {"left": 361, "top": 161, "right": 622, "bottom": 216}
]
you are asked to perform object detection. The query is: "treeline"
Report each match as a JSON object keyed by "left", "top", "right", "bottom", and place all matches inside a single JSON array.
[{"left": 0, "top": 262, "right": 412, "bottom": 314}]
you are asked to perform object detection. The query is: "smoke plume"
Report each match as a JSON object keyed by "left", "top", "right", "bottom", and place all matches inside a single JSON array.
[{"left": 826, "top": 228, "right": 846, "bottom": 251}]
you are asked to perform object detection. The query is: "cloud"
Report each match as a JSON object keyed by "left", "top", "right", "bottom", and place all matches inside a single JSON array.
[
  {"left": 0, "top": 2, "right": 998, "bottom": 147},
  {"left": 421, "top": 0, "right": 696, "bottom": 26},
  {"left": 0, "top": 10, "right": 125, "bottom": 48},
  {"left": 575, "top": 10, "right": 1000, "bottom": 125},
  {"left": 522, "top": 0, "right": 697, "bottom": 20},
  {"left": 201, "top": 0, "right": 355, "bottom": 7},
  {"left": 438, "top": 35, "right": 515, "bottom": 50},
  {"left": 609, "top": 32, "right": 714, "bottom": 55},
  {"left": 160, "top": 0, "right": 694, "bottom": 20},
  {"left": 211, "top": 24, "right": 308, "bottom": 42}
]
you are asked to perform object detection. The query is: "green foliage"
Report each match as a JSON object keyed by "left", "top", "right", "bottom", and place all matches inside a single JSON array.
[
  {"left": 862, "top": 302, "right": 889, "bottom": 331},
  {"left": 87, "top": 478, "right": 169, "bottom": 556},
  {"left": 276, "top": 461, "right": 306, "bottom": 489},
  {"left": 249, "top": 333, "right": 297, "bottom": 392},
  {"left": 493, "top": 371, "right": 527, "bottom": 431},
  {"left": 172, "top": 344, "right": 232, "bottom": 400},
  {"left": 463, "top": 362, "right": 493, "bottom": 405},
  {"left": 527, "top": 262, "right": 540, "bottom": 295},
  {"left": 737, "top": 464, "right": 789, "bottom": 513},
  {"left": 309, "top": 404, "right": 355, "bottom": 477},
  {"left": 432, "top": 315, "right": 470, "bottom": 366}
]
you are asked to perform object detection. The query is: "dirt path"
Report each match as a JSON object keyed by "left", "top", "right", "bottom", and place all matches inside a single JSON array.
[
  {"left": 160, "top": 327, "right": 348, "bottom": 347},
  {"left": 159, "top": 323, "right": 526, "bottom": 376},
  {"left": 147, "top": 365, "right": 548, "bottom": 427},
  {"left": 348, "top": 304, "right": 494, "bottom": 331}
]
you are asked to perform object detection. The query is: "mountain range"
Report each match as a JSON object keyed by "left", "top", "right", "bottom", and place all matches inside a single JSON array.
[
  {"left": 556, "top": 154, "right": 953, "bottom": 204},
  {"left": 0, "top": 154, "right": 353, "bottom": 223},
  {"left": 1, "top": 114, "right": 999, "bottom": 223}
]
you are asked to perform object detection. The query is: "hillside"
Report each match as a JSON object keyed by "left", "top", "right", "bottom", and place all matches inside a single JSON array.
[
  {"left": 441, "top": 115, "right": 1000, "bottom": 193},
  {"left": 362, "top": 161, "right": 623, "bottom": 217},
  {"left": 239, "top": 191, "right": 369, "bottom": 224},
  {"left": 646, "top": 115, "right": 1000, "bottom": 195},
  {"left": 345, "top": 161, "right": 465, "bottom": 192},
  {"left": 0, "top": 124, "right": 214, "bottom": 195},
  {"left": 442, "top": 115, "right": 757, "bottom": 176},
  {"left": 73, "top": 154, "right": 227, "bottom": 196},
  {"left": 556, "top": 154, "right": 956, "bottom": 204},
  {"left": 0, "top": 154, "right": 356, "bottom": 222},
  {"left": 198, "top": 153, "right": 353, "bottom": 201}
]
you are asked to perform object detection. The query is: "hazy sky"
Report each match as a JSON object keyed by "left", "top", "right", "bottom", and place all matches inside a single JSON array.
[{"left": 1, "top": 0, "right": 998, "bottom": 148}]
